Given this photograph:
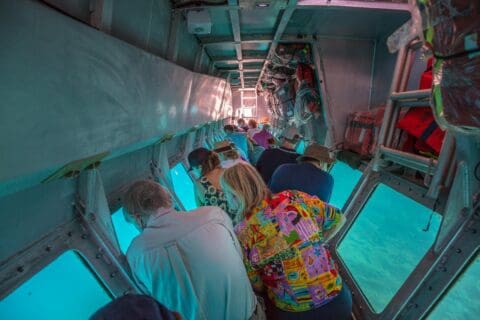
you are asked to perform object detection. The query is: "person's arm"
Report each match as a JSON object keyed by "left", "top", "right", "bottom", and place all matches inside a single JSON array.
[
  {"left": 302, "top": 192, "right": 345, "bottom": 242},
  {"left": 193, "top": 181, "right": 205, "bottom": 207}
]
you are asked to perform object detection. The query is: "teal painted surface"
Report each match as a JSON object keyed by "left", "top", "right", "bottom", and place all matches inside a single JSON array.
[
  {"left": 329, "top": 161, "right": 363, "bottom": 210},
  {"left": 338, "top": 184, "right": 441, "bottom": 312},
  {"left": 112, "top": 208, "right": 140, "bottom": 254},
  {"left": 170, "top": 163, "right": 198, "bottom": 211},
  {"left": 0, "top": 251, "right": 111, "bottom": 320},
  {"left": 428, "top": 255, "right": 480, "bottom": 320}
]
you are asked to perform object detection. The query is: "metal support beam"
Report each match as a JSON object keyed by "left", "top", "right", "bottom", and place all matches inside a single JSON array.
[
  {"left": 89, "top": 0, "right": 113, "bottom": 32},
  {"left": 194, "top": 45, "right": 205, "bottom": 72},
  {"left": 166, "top": 11, "right": 182, "bottom": 62},
  {"left": 255, "top": 0, "right": 298, "bottom": 89},
  {"left": 228, "top": 0, "right": 244, "bottom": 88}
]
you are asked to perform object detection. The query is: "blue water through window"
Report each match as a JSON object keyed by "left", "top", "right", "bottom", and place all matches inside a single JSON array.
[
  {"left": 112, "top": 207, "right": 140, "bottom": 254},
  {"left": 428, "top": 254, "right": 480, "bottom": 319},
  {"left": 329, "top": 161, "right": 362, "bottom": 210},
  {"left": 0, "top": 251, "right": 111, "bottom": 320},
  {"left": 296, "top": 139, "right": 305, "bottom": 154},
  {"left": 338, "top": 184, "right": 441, "bottom": 312},
  {"left": 170, "top": 162, "right": 198, "bottom": 211}
]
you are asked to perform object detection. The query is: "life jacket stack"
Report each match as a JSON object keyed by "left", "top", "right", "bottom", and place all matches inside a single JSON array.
[{"left": 396, "top": 58, "right": 446, "bottom": 156}]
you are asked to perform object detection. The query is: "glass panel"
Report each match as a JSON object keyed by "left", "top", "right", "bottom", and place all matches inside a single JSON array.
[
  {"left": 0, "top": 251, "right": 111, "bottom": 320},
  {"left": 338, "top": 184, "right": 442, "bottom": 312},
  {"left": 112, "top": 207, "right": 140, "bottom": 254},
  {"left": 329, "top": 161, "right": 362, "bottom": 209},
  {"left": 170, "top": 162, "right": 197, "bottom": 211},
  {"left": 428, "top": 254, "right": 480, "bottom": 320}
]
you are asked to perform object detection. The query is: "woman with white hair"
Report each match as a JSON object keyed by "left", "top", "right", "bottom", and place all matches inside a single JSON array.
[{"left": 220, "top": 163, "right": 351, "bottom": 320}]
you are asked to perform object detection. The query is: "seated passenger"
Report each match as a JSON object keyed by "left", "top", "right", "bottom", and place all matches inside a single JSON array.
[
  {"left": 237, "top": 118, "right": 249, "bottom": 132},
  {"left": 255, "top": 126, "right": 301, "bottom": 184},
  {"left": 220, "top": 164, "right": 352, "bottom": 320},
  {"left": 214, "top": 140, "right": 248, "bottom": 168},
  {"left": 247, "top": 119, "right": 262, "bottom": 138},
  {"left": 269, "top": 144, "right": 335, "bottom": 202},
  {"left": 224, "top": 124, "right": 249, "bottom": 159},
  {"left": 247, "top": 140, "right": 265, "bottom": 166},
  {"left": 90, "top": 294, "right": 180, "bottom": 320},
  {"left": 123, "top": 180, "right": 258, "bottom": 320},
  {"left": 187, "top": 148, "right": 235, "bottom": 219},
  {"left": 252, "top": 123, "right": 275, "bottom": 149}
]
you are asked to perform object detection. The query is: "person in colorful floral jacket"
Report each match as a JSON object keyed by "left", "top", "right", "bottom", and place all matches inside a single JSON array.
[{"left": 220, "top": 163, "right": 352, "bottom": 320}]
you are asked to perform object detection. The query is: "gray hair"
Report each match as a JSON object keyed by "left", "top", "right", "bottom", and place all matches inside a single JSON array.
[{"left": 123, "top": 180, "right": 172, "bottom": 216}]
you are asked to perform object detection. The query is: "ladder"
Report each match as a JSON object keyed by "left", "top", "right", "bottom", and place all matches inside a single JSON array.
[{"left": 372, "top": 39, "right": 456, "bottom": 199}]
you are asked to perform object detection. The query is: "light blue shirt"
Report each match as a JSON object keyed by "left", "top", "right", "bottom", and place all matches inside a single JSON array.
[{"left": 126, "top": 206, "right": 256, "bottom": 320}]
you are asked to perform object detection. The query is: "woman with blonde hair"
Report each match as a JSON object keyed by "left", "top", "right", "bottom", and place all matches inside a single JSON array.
[
  {"left": 187, "top": 148, "right": 235, "bottom": 220},
  {"left": 220, "top": 163, "right": 351, "bottom": 320}
]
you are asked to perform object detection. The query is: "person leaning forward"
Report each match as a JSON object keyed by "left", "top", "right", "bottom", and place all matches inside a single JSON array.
[{"left": 122, "top": 179, "right": 265, "bottom": 320}]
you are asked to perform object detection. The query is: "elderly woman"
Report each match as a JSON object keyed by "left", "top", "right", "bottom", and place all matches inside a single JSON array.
[
  {"left": 220, "top": 163, "right": 351, "bottom": 320},
  {"left": 187, "top": 148, "right": 235, "bottom": 220}
]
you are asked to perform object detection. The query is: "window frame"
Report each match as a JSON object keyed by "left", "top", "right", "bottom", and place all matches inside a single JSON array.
[{"left": 327, "top": 167, "right": 446, "bottom": 319}]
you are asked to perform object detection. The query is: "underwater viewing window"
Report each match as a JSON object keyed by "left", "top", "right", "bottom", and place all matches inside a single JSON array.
[
  {"left": 0, "top": 251, "right": 111, "bottom": 320},
  {"left": 338, "top": 183, "right": 441, "bottom": 312},
  {"left": 296, "top": 139, "right": 306, "bottom": 154},
  {"left": 170, "top": 162, "right": 197, "bottom": 211},
  {"left": 428, "top": 253, "right": 480, "bottom": 319},
  {"left": 112, "top": 207, "right": 140, "bottom": 254},
  {"left": 329, "top": 161, "right": 362, "bottom": 209}
]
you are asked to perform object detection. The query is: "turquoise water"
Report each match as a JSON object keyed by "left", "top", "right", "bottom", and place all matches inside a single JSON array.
[
  {"left": 329, "top": 162, "right": 363, "bottom": 210},
  {"left": 111, "top": 208, "right": 140, "bottom": 254},
  {"left": 428, "top": 254, "right": 479, "bottom": 319},
  {"left": 337, "top": 182, "right": 442, "bottom": 312},
  {"left": 0, "top": 251, "right": 111, "bottom": 320},
  {"left": 170, "top": 162, "right": 198, "bottom": 211}
]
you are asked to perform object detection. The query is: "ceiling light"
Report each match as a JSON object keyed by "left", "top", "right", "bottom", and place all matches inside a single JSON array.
[{"left": 255, "top": 2, "right": 270, "bottom": 8}]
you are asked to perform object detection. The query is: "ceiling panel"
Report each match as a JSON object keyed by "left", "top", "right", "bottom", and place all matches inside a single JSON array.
[
  {"left": 239, "top": 5, "right": 283, "bottom": 35},
  {"left": 285, "top": 7, "right": 410, "bottom": 39},
  {"left": 205, "top": 43, "right": 237, "bottom": 57},
  {"left": 241, "top": 42, "right": 270, "bottom": 51}
]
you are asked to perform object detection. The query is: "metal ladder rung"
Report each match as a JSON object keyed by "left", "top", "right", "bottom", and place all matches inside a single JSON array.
[
  {"left": 379, "top": 146, "right": 438, "bottom": 174},
  {"left": 391, "top": 89, "right": 430, "bottom": 101}
]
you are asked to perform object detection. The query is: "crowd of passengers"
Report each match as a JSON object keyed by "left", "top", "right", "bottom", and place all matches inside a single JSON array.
[{"left": 91, "top": 119, "right": 352, "bottom": 320}]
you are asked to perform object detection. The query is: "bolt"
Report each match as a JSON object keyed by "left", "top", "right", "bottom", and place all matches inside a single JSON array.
[
  {"left": 45, "top": 245, "right": 52, "bottom": 252},
  {"left": 67, "top": 231, "right": 73, "bottom": 237},
  {"left": 456, "top": 248, "right": 462, "bottom": 254},
  {"left": 110, "top": 271, "right": 117, "bottom": 278},
  {"left": 96, "top": 253, "right": 102, "bottom": 259},
  {"left": 17, "top": 266, "right": 24, "bottom": 273},
  {"left": 428, "top": 286, "right": 433, "bottom": 291},
  {"left": 81, "top": 234, "right": 88, "bottom": 239},
  {"left": 472, "top": 229, "right": 477, "bottom": 234}
]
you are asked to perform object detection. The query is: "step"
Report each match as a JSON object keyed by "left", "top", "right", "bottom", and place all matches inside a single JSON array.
[
  {"left": 379, "top": 146, "right": 438, "bottom": 174},
  {"left": 390, "top": 89, "right": 431, "bottom": 107}
]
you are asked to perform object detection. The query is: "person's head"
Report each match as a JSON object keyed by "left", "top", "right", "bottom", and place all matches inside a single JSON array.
[
  {"left": 280, "top": 126, "right": 301, "bottom": 149},
  {"left": 297, "top": 144, "right": 335, "bottom": 170},
  {"left": 262, "top": 123, "right": 271, "bottom": 132},
  {"left": 224, "top": 124, "right": 235, "bottom": 134},
  {"left": 248, "top": 119, "right": 258, "bottom": 129},
  {"left": 220, "top": 163, "right": 271, "bottom": 219},
  {"left": 123, "top": 180, "right": 173, "bottom": 231},
  {"left": 237, "top": 118, "right": 246, "bottom": 127},
  {"left": 215, "top": 140, "right": 240, "bottom": 161},
  {"left": 187, "top": 147, "right": 221, "bottom": 178}
]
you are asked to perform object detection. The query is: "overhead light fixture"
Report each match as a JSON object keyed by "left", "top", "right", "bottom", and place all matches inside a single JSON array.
[{"left": 255, "top": 2, "right": 270, "bottom": 8}]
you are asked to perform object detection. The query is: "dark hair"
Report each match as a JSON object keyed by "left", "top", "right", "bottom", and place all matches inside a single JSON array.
[
  {"left": 224, "top": 124, "right": 235, "bottom": 132},
  {"left": 187, "top": 148, "right": 221, "bottom": 176},
  {"left": 248, "top": 119, "right": 258, "bottom": 128}
]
